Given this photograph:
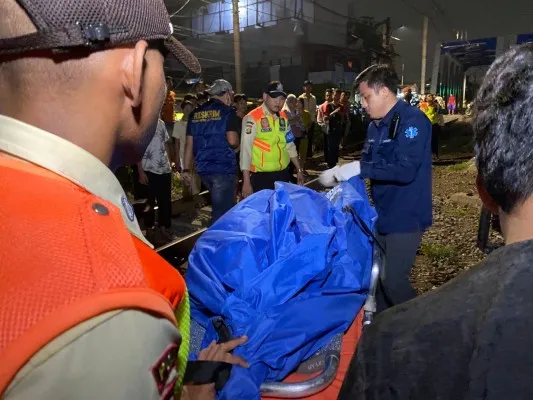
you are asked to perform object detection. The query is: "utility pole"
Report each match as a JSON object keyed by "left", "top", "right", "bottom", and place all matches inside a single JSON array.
[
  {"left": 232, "top": 0, "right": 242, "bottom": 92},
  {"left": 420, "top": 15, "right": 428, "bottom": 94}
]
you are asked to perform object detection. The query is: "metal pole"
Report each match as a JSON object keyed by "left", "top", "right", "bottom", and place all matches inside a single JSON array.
[
  {"left": 462, "top": 72, "right": 467, "bottom": 108},
  {"left": 232, "top": 0, "right": 243, "bottom": 92},
  {"left": 420, "top": 16, "right": 428, "bottom": 94},
  {"left": 401, "top": 63, "right": 405, "bottom": 86}
]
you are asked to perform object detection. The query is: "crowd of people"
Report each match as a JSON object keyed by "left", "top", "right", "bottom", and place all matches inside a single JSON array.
[
  {"left": 400, "top": 89, "right": 458, "bottom": 159},
  {"left": 4, "top": 0, "right": 533, "bottom": 398},
  {"left": 135, "top": 77, "right": 356, "bottom": 232}
]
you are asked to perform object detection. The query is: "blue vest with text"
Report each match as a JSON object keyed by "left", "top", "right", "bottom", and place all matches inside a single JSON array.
[{"left": 188, "top": 99, "right": 237, "bottom": 175}]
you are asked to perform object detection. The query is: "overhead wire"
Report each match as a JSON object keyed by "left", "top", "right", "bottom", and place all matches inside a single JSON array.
[
  {"left": 171, "top": 0, "right": 368, "bottom": 49},
  {"left": 169, "top": 0, "right": 359, "bottom": 68},
  {"left": 167, "top": 0, "right": 393, "bottom": 81},
  {"left": 394, "top": 0, "right": 448, "bottom": 42},
  {"left": 169, "top": 0, "right": 191, "bottom": 17}
]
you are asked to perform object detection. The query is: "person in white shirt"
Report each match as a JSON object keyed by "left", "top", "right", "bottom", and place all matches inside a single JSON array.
[
  {"left": 173, "top": 100, "right": 201, "bottom": 199},
  {"left": 137, "top": 119, "right": 176, "bottom": 241},
  {"left": 298, "top": 80, "right": 317, "bottom": 159}
]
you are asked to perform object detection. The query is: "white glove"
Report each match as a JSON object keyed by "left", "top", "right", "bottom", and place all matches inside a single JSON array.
[
  {"left": 319, "top": 161, "right": 361, "bottom": 187},
  {"left": 319, "top": 166, "right": 339, "bottom": 187}
]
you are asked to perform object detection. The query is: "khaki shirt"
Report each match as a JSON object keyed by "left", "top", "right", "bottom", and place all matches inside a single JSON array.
[
  {"left": 0, "top": 115, "right": 181, "bottom": 399},
  {"left": 239, "top": 104, "right": 298, "bottom": 172},
  {"left": 298, "top": 93, "right": 317, "bottom": 121}
]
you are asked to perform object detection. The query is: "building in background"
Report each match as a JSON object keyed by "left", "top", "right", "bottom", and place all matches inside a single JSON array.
[
  {"left": 165, "top": 0, "right": 394, "bottom": 97},
  {"left": 430, "top": 33, "right": 533, "bottom": 108}
]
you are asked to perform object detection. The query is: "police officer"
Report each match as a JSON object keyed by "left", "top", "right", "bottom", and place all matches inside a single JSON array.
[
  {"left": 182, "top": 79, "right": 241, "bottom": 224},
  {"left": 240, "top": 81, "right": 304, "bottom": 197},
  {"left": 320, "top": 64, "right": 432, "bottom": 311}
]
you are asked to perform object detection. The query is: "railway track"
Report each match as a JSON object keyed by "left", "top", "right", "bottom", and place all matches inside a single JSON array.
[
  {"left": 142, "top": 115, "right": 460, "bottom": 263},
  {"left": 137, "top": 141, "right": 362, "bottom": 240},
  {"left": 156, "top": 178, "right": 323, "bottom": 272},
  {"left": 156, "top": 176, "right": 325, "bottom": 272},
  {"left": 145, "top": 141, "right": 366, "bottom": 271}
]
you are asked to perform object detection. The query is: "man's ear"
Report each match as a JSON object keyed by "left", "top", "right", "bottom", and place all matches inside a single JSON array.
[
  {"left": 477, "top": 174, "right": 499, "bottom": 214},
  {"left": 122, "top": 40, "right": 149, "bottom": 108}
]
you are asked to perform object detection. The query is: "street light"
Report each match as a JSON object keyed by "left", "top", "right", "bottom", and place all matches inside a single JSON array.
[{"left": 390, "top": 26, "right": 408, "bottom": 85}]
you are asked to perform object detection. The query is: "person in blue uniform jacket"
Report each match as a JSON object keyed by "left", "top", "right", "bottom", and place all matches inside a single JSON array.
[
  {"left": 320, "top": 64, "right": 432, "bottom": 311},
  {"left": 182, "top": 79, "right": 241, "bottom": 224}
]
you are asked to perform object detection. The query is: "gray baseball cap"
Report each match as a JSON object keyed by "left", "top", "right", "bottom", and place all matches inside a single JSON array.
[{"left": 206, "top": 79, "right": 233, "bottom": 96}]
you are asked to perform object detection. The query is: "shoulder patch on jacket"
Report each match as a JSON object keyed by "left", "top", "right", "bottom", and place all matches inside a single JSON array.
[{"left": 405, "top": 126, "right": 418, "bottom": 139}]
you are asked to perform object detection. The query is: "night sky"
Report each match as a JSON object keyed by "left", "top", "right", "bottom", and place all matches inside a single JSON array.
[{"left": 354, "top": 0, "right": 533, "bottom": 84}]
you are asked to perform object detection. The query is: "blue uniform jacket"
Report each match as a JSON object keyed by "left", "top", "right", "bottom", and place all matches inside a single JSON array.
[
  {"left": 360, "top": 100, "right": 432, "bottom": 234},
  {"left": 187, "top": 99, "right": 237, "bottom": 175}
]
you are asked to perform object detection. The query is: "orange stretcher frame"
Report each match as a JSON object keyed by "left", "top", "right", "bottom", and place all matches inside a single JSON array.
[{"left": 261, "top": 309, "right": 363, "bottom": 400}]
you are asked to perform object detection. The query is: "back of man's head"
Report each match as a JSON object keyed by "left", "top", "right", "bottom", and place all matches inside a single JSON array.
[
  {"left": 0, "top": 0, "right": 84, "bottom": 105},
  {"left": 206, "top": 79, "right": 233, "bottom": 105},
  {"left": 474, "top": 43, "right": 533, "bottom": 215},
  {"left": 0, "top": 0, "right": 199, "bottom": 168}
]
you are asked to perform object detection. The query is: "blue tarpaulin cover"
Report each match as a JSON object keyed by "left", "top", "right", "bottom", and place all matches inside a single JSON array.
[{"left": 186, "top": 177, "right": 377, "bottom": 399}]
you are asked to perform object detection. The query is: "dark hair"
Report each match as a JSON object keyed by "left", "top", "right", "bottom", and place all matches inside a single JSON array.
[
  {"left": 473, "top": 43, "right": 533, "bottom": 213},
  {"left": 354, "top": 64, "right": 399, "bottom": 94},
  {"left": 298, "top": 97, "right": 305, "bottom": 107},
  {"left": 180, "top": 100, "right": 193, "bottom": 110},
  {"left": 234, "top": 93, "right": 248, "bottom": 102},
  {"left": 197, "top": 91, "right": 208, "bottom": 101},
  {"left": 184, "top": 94, "right": 197, "bottom": 101},
  {"left": 325, "top": 88, "right": 332, "bottom": 94}
]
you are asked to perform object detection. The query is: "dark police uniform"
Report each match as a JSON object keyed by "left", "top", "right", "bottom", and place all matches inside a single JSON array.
[
  {"left": 187, "top": 98, "right": 241, "bottom": 223},
  {"left": 360, "top": 99, "right": 432, "bottom": 311}
]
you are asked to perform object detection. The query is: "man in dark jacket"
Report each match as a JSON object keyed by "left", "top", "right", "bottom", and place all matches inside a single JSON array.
[
  {"left": 338, "top": 43, "right": 533, "bottom": 400},
  {"left": 320, "top": 64, "right": 432, "bottom": 311},
  {"left": 182, "top": 79, "right": 241, "bottom": 224}
]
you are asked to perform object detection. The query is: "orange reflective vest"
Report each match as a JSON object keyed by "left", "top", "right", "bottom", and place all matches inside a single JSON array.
[
  {"left": 249, "top": 107, "right": 291, "bottom": 173},
  {"left": 0, "top": 155, "right": 186, "bottom": 393}
]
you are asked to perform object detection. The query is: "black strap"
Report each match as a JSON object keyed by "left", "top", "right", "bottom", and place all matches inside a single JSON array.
[
  {"left": 0, "top": 23, "right": 124, "bottom": 56},
  {"left": 212, "top": 318, "right": 233, "bottom": 343},
  {"left": 183, "top": 361, "right": 233, "bottom": 390},
  {"left": 0, "top": 26, "right": 85, "bottom": 55},
  {"left": 388, "top": 112, "right": 401, "bottom": 140},
  {"left": 343, "top": 205, "right": 385, "bottom": 254},
  {"left": 183, "top": 318, "right": 235, "bottom": 389}
]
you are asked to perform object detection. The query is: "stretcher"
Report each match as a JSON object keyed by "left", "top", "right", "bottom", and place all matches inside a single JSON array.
[
  {"left": 187, "top": 235, "right": 383, "bottom": 399},
  {"left": 158, "top": 178, "right": 381, "bottom": 399}
]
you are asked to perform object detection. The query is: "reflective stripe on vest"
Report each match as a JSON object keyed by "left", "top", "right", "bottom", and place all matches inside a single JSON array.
[
  {"left": 0, "top": 156, "right": 186, "bottom": 394},
  {"left": 249, "top": 107, "right": 290, "bottom": 173}
]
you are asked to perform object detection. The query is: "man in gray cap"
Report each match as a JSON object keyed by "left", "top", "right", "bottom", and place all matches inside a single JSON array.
[
  {"left": 182, "top": 79, "right": 241, "bottom": 224},
  {"left": 0, "top": 0, "right": 246, "bottom": 399}
]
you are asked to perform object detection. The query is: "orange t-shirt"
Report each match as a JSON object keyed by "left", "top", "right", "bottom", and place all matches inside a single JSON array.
[{"left": 161, "top": 91, "right": 176, "bottom": 122}]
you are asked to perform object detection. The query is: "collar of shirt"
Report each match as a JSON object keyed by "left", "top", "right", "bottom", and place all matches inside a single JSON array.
[
  {"left": 203, "top": 98, "right": 226, "bottom": 108},
  {"left": 261, "top": 103, "right": 281, "bottom": 118},
  {"left": 0, "top": 114, "right": 152, "bottom": 248},
  {"left": 374, "top": 99, "right": 404, "bottom": 128}
]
